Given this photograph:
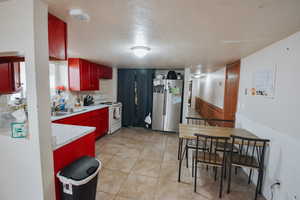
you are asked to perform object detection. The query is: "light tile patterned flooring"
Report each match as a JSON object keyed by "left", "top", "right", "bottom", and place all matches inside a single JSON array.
[{"left": 95, "top": 127, "right": 265, "bottom": 200}]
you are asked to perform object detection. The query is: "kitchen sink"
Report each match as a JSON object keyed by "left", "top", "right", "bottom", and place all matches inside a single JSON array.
[
  {"left": 52, "top": 111, "right": 69, "bottom": 116},
  {"left": 52, "top": 108, "right": 88, "bottom": 117},
  {"left": 73, "top": 108, "right": 88, "bottom": 113}
]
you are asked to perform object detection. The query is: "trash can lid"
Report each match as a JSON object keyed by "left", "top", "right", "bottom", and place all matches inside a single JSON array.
[{"left": 60, "top": 156, "right": 100, "bottom": 181}]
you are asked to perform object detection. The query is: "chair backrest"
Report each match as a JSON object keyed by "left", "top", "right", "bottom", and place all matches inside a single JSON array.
[
  {"left": 207, "top": 119, "right": 235, "bottom": 127},
  {"left": 186, "top": 117, "right": 234, "bottom": 127},
  {"left": 194, "top": 133, "right": 230, "bottom": 165},
  {"left": 186, "top": 117, "right": 210, "bottom": 126},
  {"left": 230, "top": 135, "right": 270, "bottom": 168}
]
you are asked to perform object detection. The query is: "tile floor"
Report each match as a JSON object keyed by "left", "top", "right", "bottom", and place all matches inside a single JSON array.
[{"left": 95, "top": 127, "right": 265, "bottom": 200}]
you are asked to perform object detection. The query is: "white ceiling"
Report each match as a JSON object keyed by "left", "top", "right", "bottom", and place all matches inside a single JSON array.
[{"left": 45, "top": 0, "right": 300, "bottom": 70}]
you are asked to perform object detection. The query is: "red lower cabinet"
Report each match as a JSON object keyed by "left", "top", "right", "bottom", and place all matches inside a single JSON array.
[
  {"left": 98, "top": 108, "right": 109, "bottom": 138},
  {"left": 53, "top": 108, "right": 109, "bottom": 140},
  {"left": 53, "top": 131, "right": 95, "bottom": 200}
]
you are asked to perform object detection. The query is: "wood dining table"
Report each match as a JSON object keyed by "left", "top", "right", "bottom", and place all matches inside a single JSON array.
[{"left": 177, "top": 123, "right": 262, "bottom": 182}]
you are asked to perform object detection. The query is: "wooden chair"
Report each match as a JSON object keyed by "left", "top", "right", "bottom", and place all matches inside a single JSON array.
[
  {"left": 207, "top": 118, "right": 235, "bottom": 128},
  {"left": 186, "top": 117, "right": 210, "bottom": 126},
  {"left": 227, "top": 135, "right": 270, "bottom": 200},
  {"left": 184, "top": 118, "right": 235, "bottom": 169},
  {"left": 183, "top": 117, "right": 210, "bottom": 168},
  {"left": 208, "top": 119, "right": 238, "bottom": 179},
  {"left": 193, "top": 133, "right": 229, "bottom": 198}
]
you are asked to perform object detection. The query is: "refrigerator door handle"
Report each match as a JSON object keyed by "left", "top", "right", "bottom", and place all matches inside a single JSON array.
[{"left": 163, "top": 89, "right": 167, "bottom": 116}]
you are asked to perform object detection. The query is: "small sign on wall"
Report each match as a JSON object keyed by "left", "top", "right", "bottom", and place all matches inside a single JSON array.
[
  {"left": 247, "top": 65, "right": 277, "bottom": 98},
  {"left": 11, "top": 122, "right": 28, "bottom": 138}
]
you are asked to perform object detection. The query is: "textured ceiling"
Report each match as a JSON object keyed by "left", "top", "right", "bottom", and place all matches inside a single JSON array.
[{"left": 45, "top": 0, "right": 300, "bottom": 70}]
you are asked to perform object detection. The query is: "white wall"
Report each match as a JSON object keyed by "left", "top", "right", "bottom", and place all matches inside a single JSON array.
[
  {"left": 191, "top": 78, "right": 200, "bottom": 108},
  {"left": 0, "top": 1, "right": 54, "bottom": 200},
  {"left": 193, "top": 67, "right": 226, "bottom": 108},
  {"left": 182, "top": 67, "right": 191, "bottom": 124},
  {"left": 237, "top": 31, "right": 300, "bottom": 200},
  {"left": 99, "top": 67, "right": 118, "bottom": 102}
]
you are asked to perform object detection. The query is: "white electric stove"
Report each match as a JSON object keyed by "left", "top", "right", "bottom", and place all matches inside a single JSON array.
[{"left": 101, "top": 102, "right": 122, "bottom": 134}]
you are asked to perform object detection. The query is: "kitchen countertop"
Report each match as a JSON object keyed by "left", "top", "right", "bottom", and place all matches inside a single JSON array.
[
  {"left": 52, "top": 123, "right": 96, "bottom": 150},
  {"left": 51, "top": 104, "right": 109, "bottom": 121}
]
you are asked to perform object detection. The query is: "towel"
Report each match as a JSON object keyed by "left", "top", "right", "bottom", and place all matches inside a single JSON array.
[{"left": 114, "top": 107, "right": 121, "bottom": 119}]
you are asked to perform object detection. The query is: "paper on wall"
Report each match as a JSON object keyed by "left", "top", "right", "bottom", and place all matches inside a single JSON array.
[{"left": 11, "top": 109, "right": 27, "bottom": 123}]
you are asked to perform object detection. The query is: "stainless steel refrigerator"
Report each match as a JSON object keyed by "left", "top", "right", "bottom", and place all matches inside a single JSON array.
[{"left": 152, "top": 79, "right": 183, "bottom": 132}]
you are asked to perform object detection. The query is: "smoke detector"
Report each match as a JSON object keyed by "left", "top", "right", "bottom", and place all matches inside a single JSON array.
[{"left": 69, "top": 9, "right": 90, "bottom": 21}]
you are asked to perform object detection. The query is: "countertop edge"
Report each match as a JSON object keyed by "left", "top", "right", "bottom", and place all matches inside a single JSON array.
[
  {"left": 51, "top": 105, "right": 109, "bottom": 121},
  {"left": 52, "top": 124, "right": 96, "bottom": 151}
]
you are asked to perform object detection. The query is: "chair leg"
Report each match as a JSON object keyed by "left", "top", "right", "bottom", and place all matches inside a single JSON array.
[
  {"left": 224, "top": 158, "right": 227, "bottom": 180},
  {"left": 219, "top": 166, "right": 224, "bottom": 198},
  {"left": 192, "top": 155, "right": 194, "bottom": 177},
  {"left": 185, "top": 145, "right": 189, "bottom": 168},
  {"left": 177, "top": 138, "right": 182, "bottom": 160},
  {"left": 235, "top": 166, "right": 238, "bottom": 175},
  {"left": 227, "top": 164, "right": 232, "bottom": 193},
  {"left": 248, "top": 169, "right": 253, "bottom": 184},
  {"left": 254, "top": 169, "right": 262, "bottom": 200},
  {"left": 194, "top": 158, "right": 198, "bottom": 192},
  {"left": 259, "top": 169, "right": 264, "bottom": 194},
  {"left": 214, "top": 167, "right": 217, "bottom": 181},
  {"left": 177, "top": 139, "right": 180, "bottom": 160}
]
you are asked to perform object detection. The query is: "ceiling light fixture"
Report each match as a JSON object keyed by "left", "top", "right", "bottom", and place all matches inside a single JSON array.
[
  {"left": 69, "top": 9, "right": 90, "bottom": 21},
  {"left": 131, "top": 46, "right": 151, "bottom": 58}
]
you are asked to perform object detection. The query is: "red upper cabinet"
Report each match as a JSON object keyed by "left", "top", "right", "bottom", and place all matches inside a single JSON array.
[
  {"left": 68, "top": 58, "right": 99, "bottom": 91},
  {"left": 0, "top": 62, "right": 21, "bottom": 94},
  {"left": 48, "top": 13, "right": 67, "bottom": 60},
  {"left": 89, "top": 63, "right": 99, "bottom": 91},
  {"left": 101, "top": 66, "right": 113, "bottom": 79}
]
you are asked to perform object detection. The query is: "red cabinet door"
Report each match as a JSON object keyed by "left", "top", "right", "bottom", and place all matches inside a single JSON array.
[
  {"left": 48, "top": 13, "right": 67, "bottom": 60},
  {"left": 53, "top": 112, "right": 91, "bottom": 125},
  {"left": 0, "top": 62, "right": 21, "bottom": 94},
  {"left": 69, "top": 58, "right": 100, "bottom": 91},
  {"left": 90, "top": 63, "right": 99, "bottom": 91},
  {"left": 53, "top": 108, "right": 108, "bottom": 140},
  {"left": 98, "top": 108, "right": 109, "bottom": 137},
  {"left": 80, "top": 59, "right": 91, "bottom": 91},
  {"left": 100, "top": 66, "right": 113, "bottom": 79},
  {"left": 97, "top": 64, "right": 103, "bottom": 79},
  {"left": 106, "top": 67, "right": 113, "bottom": 79},
  {"left": 0, "top": 63, "right": 13, "bottom": 93},
  {"left": 68, "top": 58, "right": 81, "bottom": 91}
]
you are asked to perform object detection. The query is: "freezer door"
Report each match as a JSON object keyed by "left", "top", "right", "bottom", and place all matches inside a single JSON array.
[
  {"left": 163, "top": 80, "right": 183, "bottom": 132},
  {"left": 152, "top": 84, "right": 165, "bottom": 131}
]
